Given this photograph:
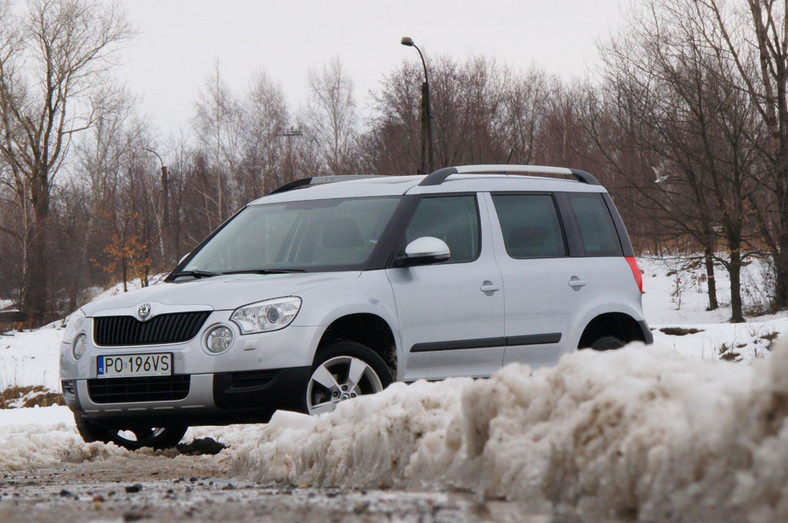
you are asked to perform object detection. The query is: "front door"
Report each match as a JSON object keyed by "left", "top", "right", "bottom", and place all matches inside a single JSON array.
[{"left": 386, "top": 194, "right": 505, "bottom": 380}]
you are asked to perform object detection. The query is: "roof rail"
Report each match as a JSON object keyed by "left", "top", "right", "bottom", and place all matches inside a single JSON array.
[
  {"left": 418, "top": 164, "right": 601, "bottom": 186},
  {"left": 268, "top": 175, "right": 384, "bottom": 195}
]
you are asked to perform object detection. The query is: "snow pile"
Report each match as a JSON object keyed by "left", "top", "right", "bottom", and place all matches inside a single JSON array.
[
  {"left": 232, "top": 378, "right": 471, "bottom": 487},
  {"left": 0, "top": 406, "right": 128, "bottom": 470},
  {"left": 232, "top": 338, "right": 788, "bottom": 521}
]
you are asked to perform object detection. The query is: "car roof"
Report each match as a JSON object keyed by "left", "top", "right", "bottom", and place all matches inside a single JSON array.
[{"left": 250, "top": 166, "right": 607, "bottom": 205}]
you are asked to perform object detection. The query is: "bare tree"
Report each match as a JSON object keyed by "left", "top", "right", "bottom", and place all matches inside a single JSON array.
[
  {"left": 193, "top": 63, "right": 244, "bottom": 227},
  {"left": 242, "top": 70, "right": 288, "bottom": 195},
  {"left": 694, "top": 0, "right": 788, "bottom": 308},
  {"left": 70, "top": 85, "right": 136, "bottom": 306},
  {"left": 583, "top": 0, "right": 766, "bottom": 321},
  {"left": 428, "top": 56, "right": 510, "bottom": 167},
  {"left": 92, "top": 123, "right": 161, "bottom": 293},
  {"left": 498, "top": 69, "right": 554, "bottom": 164},
  {"left": 306, "top": 58, "right": 359, "bottom": 174},
  {"left": 361, "top": 62, "right": 423, "bottom": 174},
  {"left": 363, "top": 57, "right": 514, "bottom": 173},
  {"left": 0, "top": 0, "right": 131, "bottom": 323}
]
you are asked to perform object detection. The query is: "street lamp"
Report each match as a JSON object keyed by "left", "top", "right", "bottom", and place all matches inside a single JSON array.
[
  {"left": 143, "top": 147, "right": 170, "bottom": 262},
  {"left": 401, "top": 36, "right": 433, "bottom": 174}
]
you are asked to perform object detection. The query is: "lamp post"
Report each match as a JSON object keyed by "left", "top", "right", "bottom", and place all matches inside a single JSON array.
[
  {"left": 401, "top": 36, "right": 433, "bottom": 174},
  {"left": 143, "top": 147, "right": 170, "bottom": 262}
]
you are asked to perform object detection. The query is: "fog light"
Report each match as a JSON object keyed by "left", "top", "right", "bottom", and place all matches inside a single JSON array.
[
  {"left": 73, "top": 333, "right": 88, "bottom": 359},
  {"left": 205, "top": 325, "right": 233, "bottom": 354}
]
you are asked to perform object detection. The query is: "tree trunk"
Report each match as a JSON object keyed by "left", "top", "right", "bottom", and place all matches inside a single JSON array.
[
  {"left": 21, "top": 170, "right": 51, "bottom": 325},
  {"left": 729, "top": 249, "right": 744, "bottom": 323},
  {"left": 775, "top": 173, "right": 788, "bottom": 307},
  {"left": 21, "top": 218, "right": 50, "bottom": 325},
  {"left": 121, "top": 257, "right": 128, "bottom": 293},
  {"left": 703, "top": 246, "right": 718, "bottom": 311}
]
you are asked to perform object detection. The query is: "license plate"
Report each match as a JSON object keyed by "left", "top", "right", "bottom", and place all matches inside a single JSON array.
[{"left": 97, "top": 353, "right": 172, "bottom": 378}]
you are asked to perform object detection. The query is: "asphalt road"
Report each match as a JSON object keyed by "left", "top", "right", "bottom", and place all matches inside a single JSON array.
[{"left": 0, "top": 452, "right": 560, "bottom": 522}]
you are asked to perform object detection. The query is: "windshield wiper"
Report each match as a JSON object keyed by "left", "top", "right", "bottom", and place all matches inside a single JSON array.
[
  {"left": 169, "top": 269, "right": 219, "bottom": 280},
  {"left": 222, "top": 268, "right": 306, "bottom": 275}
]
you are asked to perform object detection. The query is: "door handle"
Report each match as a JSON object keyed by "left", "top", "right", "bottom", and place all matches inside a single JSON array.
[
  {"left": 568, "top": 277, "right": 586, "bottom": 290},
  {"left": 480, "top": 281, "right": 501, "bottom": 296}
]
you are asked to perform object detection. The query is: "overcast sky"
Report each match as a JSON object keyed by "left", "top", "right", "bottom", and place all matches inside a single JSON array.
[{"left": 118, "top": 0, "right": 627, "bottom": 137}]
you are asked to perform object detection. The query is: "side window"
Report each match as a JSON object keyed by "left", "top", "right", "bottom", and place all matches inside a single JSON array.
[
  {"left": 404, "top": 195, "right": 480, "bottom": 263},
  {"left": 567, "top": 193, "right": 622, "bottom": 256},
  {"left": 492, "top": 194, "right": 566, "bottom": 258}
]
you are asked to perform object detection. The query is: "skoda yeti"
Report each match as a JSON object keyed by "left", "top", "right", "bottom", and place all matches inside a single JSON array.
[{"left": 60, "top": 165, "right": 652, "bottom": 449}]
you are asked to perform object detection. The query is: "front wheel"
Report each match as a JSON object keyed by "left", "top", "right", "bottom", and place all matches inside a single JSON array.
[
  {"left": 306, "top": 341, "right": 394, "bottom": 416},
  {"left": 75, "top": 414, "right": 187, "bottom": 450}
]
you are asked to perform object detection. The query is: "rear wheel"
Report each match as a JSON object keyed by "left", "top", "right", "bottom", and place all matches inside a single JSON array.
[
  {"left": 590, "top": 335, "right": 625, "bottom": 351},
  {"left": 306, "top": 341, "right": 393, "bottom": 416},
  {"left": 75, "top": 414, "right": 187, "bottom": 450}
]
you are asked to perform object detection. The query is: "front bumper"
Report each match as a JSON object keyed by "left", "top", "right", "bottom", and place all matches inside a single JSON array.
[
  {"left": 62, "top": 366, "right": 311, "bottom": 427},
  {"left": 60, "top": 309, "right": 323, "bottom": 426}
]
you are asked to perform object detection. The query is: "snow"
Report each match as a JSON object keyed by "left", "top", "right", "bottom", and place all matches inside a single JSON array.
[
  {"left": 639, "top": 255, "right": 787, "bottom": 362},
  {"left": 0, "top": 406, "right": 128, "bottom": 470},
  {"left": 0, "top": 324, "right": 63, "bottom": 391},
  {"left": 78, "top": 272, "right": 167, "bottom": 306},
  {"left": 1, "top": 256, "right": 788, "bottom": 519}
]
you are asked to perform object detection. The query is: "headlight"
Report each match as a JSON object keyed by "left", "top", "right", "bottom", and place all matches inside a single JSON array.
[
  {"left": 231, "top": 296, "right": 302, "bottom": 334},
  {"left": 62, "top": 309, "right": 86, "bottom": 345},
  {"left": 205, "top": 325, "right": 234, "bottom": 354},
  {"left": 73, "top": 333, "right": 88, "bottom": 359}
]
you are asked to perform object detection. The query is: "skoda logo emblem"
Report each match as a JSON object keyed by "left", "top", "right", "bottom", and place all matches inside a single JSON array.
[{"left": 137, "top": 303, "right": 152, "bottom": 321}]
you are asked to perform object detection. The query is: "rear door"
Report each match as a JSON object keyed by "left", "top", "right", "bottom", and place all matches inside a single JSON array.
[
  {"left": 487, "top": 192, "right": 595, "bottom": 367},
  {"left": 386, "top": 194, "right": 505, "bottom": 380},
  {"left": 558, "top": 192, "right": 635, "bottom": 338}
]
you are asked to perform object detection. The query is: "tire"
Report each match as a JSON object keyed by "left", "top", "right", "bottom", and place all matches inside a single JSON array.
[
  {"left": 305, "top": 341, "right": 394, "bottom": 416},
  {"left": 74, "top": 413, "right": 187, "bottom": 450},
  {"left": 590, "top": 335, "right": 625, "bottom": 351}
]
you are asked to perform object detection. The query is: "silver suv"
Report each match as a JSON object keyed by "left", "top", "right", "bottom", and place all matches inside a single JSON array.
[{"left": 60, "top": 165, "right": 652, "bottom": 449}]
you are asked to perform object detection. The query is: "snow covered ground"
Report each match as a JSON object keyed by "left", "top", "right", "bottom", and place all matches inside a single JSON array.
[{"left": 1, "top": 256, "right": 787, "bottom": 520}]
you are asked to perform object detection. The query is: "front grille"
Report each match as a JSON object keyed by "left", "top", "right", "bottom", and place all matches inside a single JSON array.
[
  {"left": 93, "top": 311, "right": 211, "bottom": 346},
  {"left": 87, "top": 375, "right": 191, "bottom": 404}
]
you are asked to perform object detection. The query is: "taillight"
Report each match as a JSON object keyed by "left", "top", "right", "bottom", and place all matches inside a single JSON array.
[{"left": 625, "top": 257, "right": 643, "bottom": 294}]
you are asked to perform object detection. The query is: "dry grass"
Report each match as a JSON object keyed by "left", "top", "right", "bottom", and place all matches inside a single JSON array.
[
  {"left": 0, "top": 385, "right": 64, "bottom": 409},
  {"left": 718, "top": 343, "right": 739, "bottom": 362}
]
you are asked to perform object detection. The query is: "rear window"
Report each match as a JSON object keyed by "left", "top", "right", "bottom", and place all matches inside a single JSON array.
[
  {"left": 492, "top": 194, "right": 566, "bottom": 258},
  {"left": 566, "top": 193, "right": 622, "bottom": 256}
]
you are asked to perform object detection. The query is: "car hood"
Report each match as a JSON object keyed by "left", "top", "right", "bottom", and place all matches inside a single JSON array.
[{"left": 81, "top": 272, "right": 361, "bottom": 317}]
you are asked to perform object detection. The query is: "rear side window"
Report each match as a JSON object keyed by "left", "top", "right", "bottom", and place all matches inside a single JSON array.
[
  {"left": 405, "top": 195, "right": 480, "bottom": 263},
  {"left": 492, "top": 194, "right": 566, "bottom": 258},
  {"left": 566, "top": 193, "right": 622, "bottom": 256}
]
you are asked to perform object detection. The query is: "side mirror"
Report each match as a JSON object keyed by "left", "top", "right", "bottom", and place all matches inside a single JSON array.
[{"left": 396, "top": 237, "right": 450, "bottom": 267}]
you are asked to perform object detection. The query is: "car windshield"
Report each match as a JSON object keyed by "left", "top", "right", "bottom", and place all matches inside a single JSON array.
[{"left": 181, "top": 196, "right": 401, "bottom": 273}]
